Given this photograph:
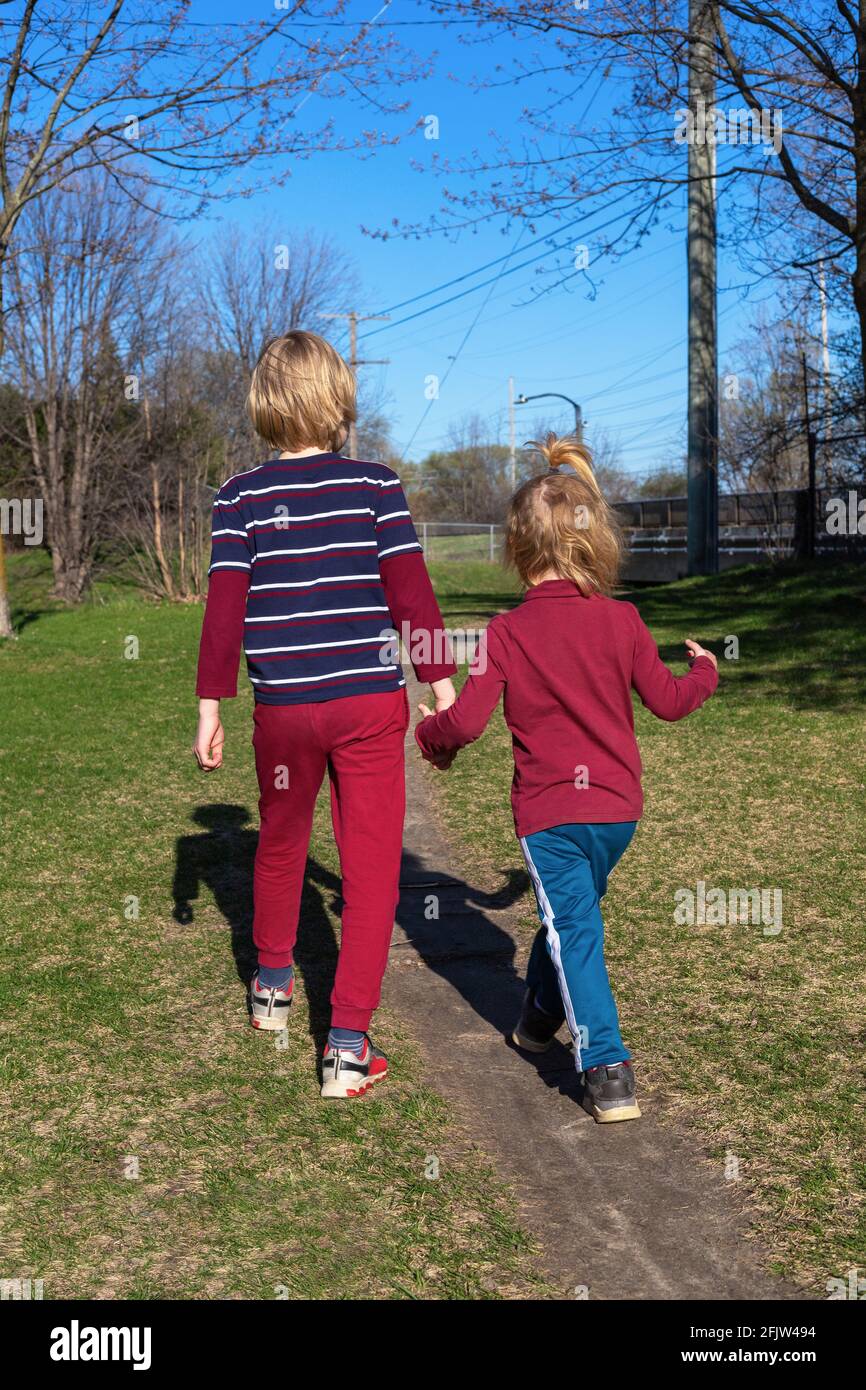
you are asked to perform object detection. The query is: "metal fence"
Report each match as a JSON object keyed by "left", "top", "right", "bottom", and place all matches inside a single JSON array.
[
  {"left": 612, "top": 485, "right": 866, "bottom": 580},
  {"left": 418, "top": 521, "right": 502, "bottom": 563},
  {"left": 418, "top": 485, "right": 866, "bottom": 579}
]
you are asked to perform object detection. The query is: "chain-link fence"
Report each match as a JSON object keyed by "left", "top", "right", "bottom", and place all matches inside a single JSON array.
[{"left": 417, "top": 521, "right": 503, "bottom": 563}]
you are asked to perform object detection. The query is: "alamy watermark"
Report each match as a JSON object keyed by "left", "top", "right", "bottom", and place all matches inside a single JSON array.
[
  {"left": 0, "top": 497, "right": 43, "bottom": 546},
  {"left": 825, "top": 491, "right": 866, "bottom": 536},
  {"left": 674, "top": 98, "right": 782, "bottom": 154},
  {"left": 379, "top": 622, "right": 488, "bottom": 673},
  {"left": 674, "top": 881, "right": 783, "bottom": 936},
  {"left": 1, "top": 1277, "right": 44, "bottom": 1299}
]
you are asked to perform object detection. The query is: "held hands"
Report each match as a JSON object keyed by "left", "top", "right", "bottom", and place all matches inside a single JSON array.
[
  {"left": 194, "top": 698, "right": 225, "bottom": 771},
  {"left": 685, "top": 639, "right": 718, "bottom": 672},
  {"left": 417, "top": 676, "right": 458, "bottom": 771}
]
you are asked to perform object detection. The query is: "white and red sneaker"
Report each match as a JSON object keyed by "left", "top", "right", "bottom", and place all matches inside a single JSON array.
[
  {"left": 320, "top": 1036, "right": 388, "bottom": 1099},
  {"left": 249, "top": 973, "right": 294, "bottom": 1031}
]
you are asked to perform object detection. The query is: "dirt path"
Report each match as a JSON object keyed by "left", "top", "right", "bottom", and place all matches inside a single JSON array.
[{"left": 384, "top": 678, "right": 803, "bottom": 1301}]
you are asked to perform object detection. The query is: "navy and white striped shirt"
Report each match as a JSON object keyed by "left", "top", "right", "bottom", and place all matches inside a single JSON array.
[{"left": 206, "top": 452, "right": 426, "bottom": 705}]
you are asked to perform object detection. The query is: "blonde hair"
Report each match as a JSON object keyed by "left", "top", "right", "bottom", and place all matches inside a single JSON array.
[
  {"left": 246, "top": 330, "right": 357, "bottom": 452},
  {"left": 505, "top": 434, "right": 623, "bottom": 594}
]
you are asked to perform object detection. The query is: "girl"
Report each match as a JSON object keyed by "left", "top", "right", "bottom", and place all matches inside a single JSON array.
[{"left": 415, "top": 435, "right": 718, "bottom": 1122}]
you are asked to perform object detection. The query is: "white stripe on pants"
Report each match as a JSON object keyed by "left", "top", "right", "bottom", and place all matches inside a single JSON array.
[{"left": 519, "top": 836, "right": 584, "bottom": 1070}]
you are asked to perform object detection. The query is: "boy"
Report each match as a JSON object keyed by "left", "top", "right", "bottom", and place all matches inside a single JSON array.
[{"left": 194, "top": 330, "right": 456, "bottom": 1097}]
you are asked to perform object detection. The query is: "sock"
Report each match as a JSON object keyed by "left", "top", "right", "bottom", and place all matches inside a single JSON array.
[
  {"left": 327, "top": 1027, "right": 366, "bottom": 1057},
  {"left": 257, "top": 964, "right": 294, "bottom": 991}
]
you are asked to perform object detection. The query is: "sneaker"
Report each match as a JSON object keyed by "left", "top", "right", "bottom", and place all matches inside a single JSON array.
[
  {"left": 511, "top": 988, "right": 564, "bottom": 1053},
  {"left": 320, "top": 1035, "right": 388, "bottom": 1099},
  {"left": 249, "top": 972, "right": 294, "bottom": 1031},
  {"left": 581, "top": 1060, "right": 641, "bottom": 1123}
]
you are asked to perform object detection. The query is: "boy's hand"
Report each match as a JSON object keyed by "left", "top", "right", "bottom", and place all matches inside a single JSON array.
[
  {"left": 685, "top": 639, "right": 718, "bottom": 672},
  {"left": 194, "top": 699, "right": 225, "bottom": 770},
  {"left": 430, "top": 677, "right": 456, "bottom": 713}
]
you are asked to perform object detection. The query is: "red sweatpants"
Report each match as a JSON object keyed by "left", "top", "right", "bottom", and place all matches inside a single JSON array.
[{"left": 251, "top": 688, "right": 409, "bottom": 1031}]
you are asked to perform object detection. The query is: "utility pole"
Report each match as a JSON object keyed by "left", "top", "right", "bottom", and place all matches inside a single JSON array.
[
  {"left": 320, "top": 311, "right": 389, "bottom": 457},
  {"left": 818, "top": 260, "right": 833, "bottom": 486},
  {"left": 686, "top": 0, "right": 719, "bottom": 576},
  {"left": 800, "top": 344, "right": 817, "bottom": 561},
  {"left": 508, "top": 375, "right": 517, "bottom": 489}
]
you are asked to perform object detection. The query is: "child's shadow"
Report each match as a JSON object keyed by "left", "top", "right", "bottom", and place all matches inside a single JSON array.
[
  {"left": 172, "top": 806, "right": 580, "bottom": 1097},
  {"left": 172, "top": 804, "right": 341, "bottom": 1050},
  {"left": 395, "top": 851, "right": 581, "bottom": 1100}
]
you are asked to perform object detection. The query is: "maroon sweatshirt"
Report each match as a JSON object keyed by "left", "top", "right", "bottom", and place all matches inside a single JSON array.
[{"left": 415, "top": 579, "right": 718, "bottom": 838}]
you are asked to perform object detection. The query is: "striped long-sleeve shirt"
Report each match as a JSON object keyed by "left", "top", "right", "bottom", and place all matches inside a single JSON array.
[{"left": 196, "top": 451, "right": 456, "bottom": 704}]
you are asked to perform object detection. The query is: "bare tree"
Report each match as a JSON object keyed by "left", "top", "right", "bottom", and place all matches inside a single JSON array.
[
  {"left": 2, "top": 172, "right": 163, "bottom": 601},
  {"left": 0, "top": 0, "right": 418, "bottom": 633},
  {"left": 405, "top": 4, "right": 866, "bottom": 396},
  {"left": 421, "top": 415, "right": 513, "bottom": 521},
  {"left": 198, "top": 224, "right": 358, "bottom": 376},
  {"left": 720, "top": 311, "right": 810, "bottom": 494},
  {"left": 194, "top": 223, "right": 358, "bottom": 474}
]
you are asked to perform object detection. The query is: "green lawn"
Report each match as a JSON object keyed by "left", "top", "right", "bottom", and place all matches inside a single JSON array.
[
  {"left": 3, "top": 549, "right": 863, "bottom": 1298},
  {"left": 0, "top": 551, "right": 547, "bottom": 1300},
  {"left": 424, "top": 558, "right": 866, "bottom": 1293}
]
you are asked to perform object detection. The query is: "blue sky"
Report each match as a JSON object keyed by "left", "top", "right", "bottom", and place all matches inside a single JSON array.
[{"left": 188, "top": 1, "right": 787, "bottom": 476}]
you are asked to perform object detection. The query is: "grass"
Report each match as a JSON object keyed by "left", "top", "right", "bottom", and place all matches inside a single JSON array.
[
  {"left": 419, "top": 532, "right": 501, "bottom": 564},
  {"left": 0, "top": 550, "right": 549, "bottom": 1300},
  {"left": 4, "top": 547, "right": 864, "bottom": 1298},
  {"left": 424, "top": 558, "right": 866, "bottom": 1294}
]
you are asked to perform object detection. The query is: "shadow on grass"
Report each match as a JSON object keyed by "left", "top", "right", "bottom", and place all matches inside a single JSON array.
[
  {"left": 435, "top": 590, "right": 523, "bottom": 624},
  {"left": 395, "top": 850, "right": 589, "bottom": 1109},
  {"left": 172, "top": 804, "right": 343, "bottom": 1051},
  {"left": 171, "top": 806, "right": 589, "bottom": 1107},
  {"left": 9, "top": 606, "right": 55, "bottom": 635},
  {"left": 629, "top": 560, "right": 866, "bottom": 713}
]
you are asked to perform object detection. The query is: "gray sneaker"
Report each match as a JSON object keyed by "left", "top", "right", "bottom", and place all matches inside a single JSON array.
[{"left": 581, "top": 1061, "right": 641, "bottom": 1123}]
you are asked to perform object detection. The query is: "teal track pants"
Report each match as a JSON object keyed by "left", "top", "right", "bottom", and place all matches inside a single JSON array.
[{"left": 520, "top": 821, "right": 636, "bottom": 1070}]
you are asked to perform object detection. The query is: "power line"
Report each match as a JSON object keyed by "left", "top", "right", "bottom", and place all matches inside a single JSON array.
[
  {"left": 361, "top": 191, "right": 641, "bottom": 342},
  {"left": 398, "top": 227, "right": 530, "bottom": 461}
]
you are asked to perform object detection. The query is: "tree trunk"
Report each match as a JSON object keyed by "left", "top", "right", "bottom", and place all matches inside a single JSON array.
[
  {"left": 149, "top": 460, "right": 176, "bottom": 600},
  {"left": 0, "top": 532, "right": 15, "bottom": 638},
  {"left": 178, "top": 471, "right": 187, "bottom": 598},
  {"left": 853, "top": 257, "right": 866, "bottom": 412},
  {"left": 0, "top": 253, "right": 13, "bottom": 637},
  {"left": 852, "top": 9, "right": 866, "bottom": 421}
]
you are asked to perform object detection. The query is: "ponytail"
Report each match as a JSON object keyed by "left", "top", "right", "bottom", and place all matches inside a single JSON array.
[{"left": 532, "top": 432, "right": 600, "bottom": 497}]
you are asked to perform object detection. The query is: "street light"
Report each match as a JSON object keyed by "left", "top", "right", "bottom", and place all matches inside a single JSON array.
[{"left": 515, "top": 391, "right": 584, "bottom": 441}]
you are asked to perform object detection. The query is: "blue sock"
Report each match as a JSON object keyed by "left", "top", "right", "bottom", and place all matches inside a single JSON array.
[
  {"left": 328, "top": 1027, "right": 366, "bottom": 1057},
  {"left": 257, "top": 964, "right": 294, "bottom": 991}
]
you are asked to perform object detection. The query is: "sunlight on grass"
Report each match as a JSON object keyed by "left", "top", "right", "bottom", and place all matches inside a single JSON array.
[
  {"left": 0, "top": 552, "right": 548, "bottom": 1300},
  {"left": 423, "top": 559, "right": 866, "bottom": 1293}
]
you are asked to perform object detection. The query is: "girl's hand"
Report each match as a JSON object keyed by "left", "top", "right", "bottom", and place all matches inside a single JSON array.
[
  {"left": 429, "top": 750, "right": 457, "bottom": 771},
  {"left": 685, "top": 639, "right": 718, "bottom": 672},
  {"left": 194, "top": 699, "right": 225, "bottom": 770}
]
